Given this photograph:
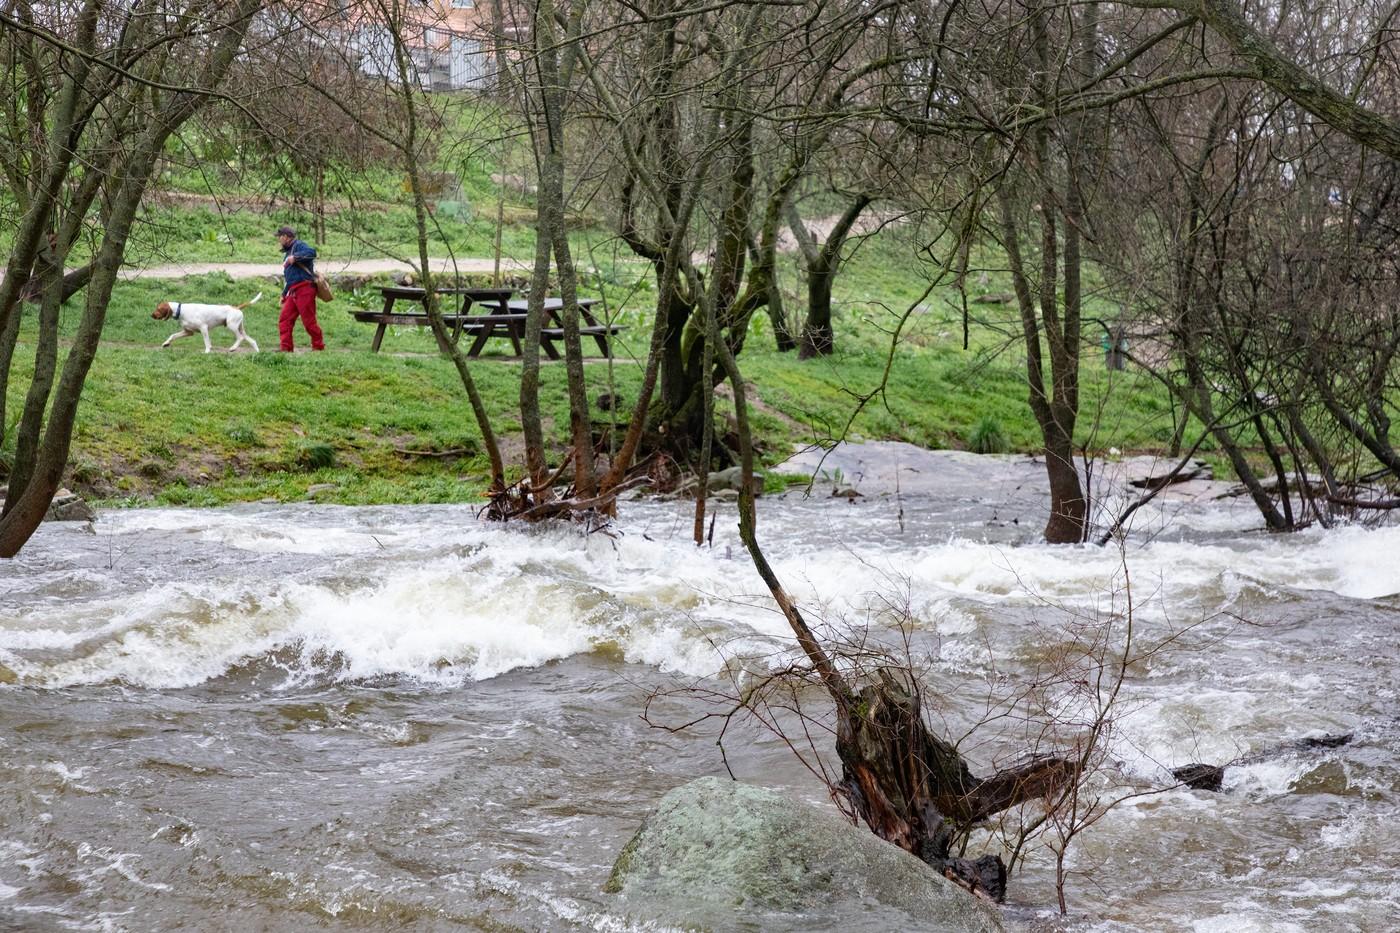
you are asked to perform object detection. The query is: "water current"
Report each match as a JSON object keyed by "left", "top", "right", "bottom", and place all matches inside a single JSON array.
[{"left": 1, "top": 449, "right": 1397, "bottom": 931}]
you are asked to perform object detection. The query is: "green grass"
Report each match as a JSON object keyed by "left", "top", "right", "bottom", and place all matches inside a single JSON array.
[
  {"left": 0, "top": 117, "right": 1212, "bottom": 509},
  {"left": 2, "top": 249, "right": 1199, "bottom": 510}
]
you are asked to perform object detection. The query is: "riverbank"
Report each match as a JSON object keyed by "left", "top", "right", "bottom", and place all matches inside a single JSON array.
[{"left": 3, "top": 267, "right": 1190, "bottom": 508}]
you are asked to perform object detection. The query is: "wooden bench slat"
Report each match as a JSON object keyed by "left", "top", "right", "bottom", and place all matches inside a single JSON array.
[{"left": 540, "top": 325, "right": 624, "bottom": 336}]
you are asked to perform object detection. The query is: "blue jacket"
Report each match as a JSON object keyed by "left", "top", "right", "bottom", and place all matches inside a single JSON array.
[{"left": 281, "top": 239, "right": 317, "bottom": 295}]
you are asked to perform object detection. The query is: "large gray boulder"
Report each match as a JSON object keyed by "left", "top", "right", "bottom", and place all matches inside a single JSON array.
[{"left": 606, "top": 776, "right": 1005, "bottom": 932}]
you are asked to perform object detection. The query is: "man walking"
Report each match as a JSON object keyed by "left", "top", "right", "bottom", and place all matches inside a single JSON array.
[{"left": 276, "top": 225, "right": 325, "bottom": 352}]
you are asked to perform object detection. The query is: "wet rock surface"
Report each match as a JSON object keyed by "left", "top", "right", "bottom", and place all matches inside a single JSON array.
[
  {"left": 0, "top": 486, "right": 95, "bottom": 523},
  {"left": 607, "top": 776, "right": 1005, "bottom": 932}
]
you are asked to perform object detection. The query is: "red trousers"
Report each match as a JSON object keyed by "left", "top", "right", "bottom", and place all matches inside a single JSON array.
[{"left": 280, "top": 282, "right": 325, "bottom": 351}]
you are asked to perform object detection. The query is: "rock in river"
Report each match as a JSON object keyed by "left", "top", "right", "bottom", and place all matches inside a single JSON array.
[
  {"left": 606, "top": 776, "right": 1005, "bottom": 932},
  {"left": 0, "top": 486, "right": 95, "bottom": 522}
]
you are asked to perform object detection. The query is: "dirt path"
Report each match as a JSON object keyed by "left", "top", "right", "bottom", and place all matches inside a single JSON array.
[
  {"left": 11, "top": 209, "right": 901, "bottom": 282},
  {"left": 115, "top": 256, "right": 533, "bottom": 281},
  {"left": 691, "top": 209, "right": 905, "bottom": 265},
  {"left": 0, "top": 256, "right": 535, "bottom": 286}
]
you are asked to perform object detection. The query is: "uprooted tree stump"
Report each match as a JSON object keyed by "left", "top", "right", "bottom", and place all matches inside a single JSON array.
[
  {"left": 835, "top": 670, "right": 1074, "bottom": 901},
  {"left": 735, "top": 478, "right": 1074, "bottom": 902}
]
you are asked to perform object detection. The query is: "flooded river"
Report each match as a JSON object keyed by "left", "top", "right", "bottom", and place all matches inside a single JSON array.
[{"left": 1, "top": 452, "right": 1398, "bottom": 931}]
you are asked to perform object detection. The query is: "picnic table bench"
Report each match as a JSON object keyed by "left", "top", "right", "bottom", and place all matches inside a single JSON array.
[{"left": 354, "top": 286, "right": 623, "bottom": 358}]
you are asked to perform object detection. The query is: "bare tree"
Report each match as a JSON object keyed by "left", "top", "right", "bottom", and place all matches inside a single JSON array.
[{"left": 0, "top": 0, "right": 268, "bottom": 557}]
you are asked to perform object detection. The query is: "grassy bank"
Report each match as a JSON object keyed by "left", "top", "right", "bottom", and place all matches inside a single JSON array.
[
  {"left": 2, "top": 250, "right": 1191, "bottom": 508},
  {"left": 0, "top": 85, "right": 1218, "bottom": 511}
]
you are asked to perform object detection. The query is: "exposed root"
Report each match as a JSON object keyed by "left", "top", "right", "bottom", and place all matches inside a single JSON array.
[{"left": 481, "top": 447, "right": 654, "bottom": 522}]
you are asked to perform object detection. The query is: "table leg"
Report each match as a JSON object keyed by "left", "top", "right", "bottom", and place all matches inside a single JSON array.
[
  {"left": 422, "top": 297, "right": 454, "bottom": 354},
  {"left": 467, "top": 321, "right": 493, "bottom": 357},
  {"left": 508, "top": 320, "right": 523, "bottom": 356},
  {"left": 453, "top": 296, "right": 472, "bottom": 345},
  {"left": 371, "top": 321, "right": 387, "bottom": 353}
]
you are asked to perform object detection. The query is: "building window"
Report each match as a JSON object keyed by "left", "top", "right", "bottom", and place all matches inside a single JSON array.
[{"left": 452, "top": 0, "right": 473, "bottom": 8}]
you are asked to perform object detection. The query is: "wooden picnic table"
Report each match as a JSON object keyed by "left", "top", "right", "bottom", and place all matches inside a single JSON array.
[
  {"left": 504, "top": 298, "right": 622, "bottom": 359},
  {"left": 355, "top": 286, "right": 623, "bottom": 358},
  {"left": 353, "top": 285, "right": 516, "bottom": 353}
]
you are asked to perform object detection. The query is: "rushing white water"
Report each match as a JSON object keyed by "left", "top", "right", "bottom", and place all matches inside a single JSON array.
[
  {"left": 1, "top": 491, "right": 1397, "bottom": 931},
  {"left": 7, "top": 505, "right": 1400, "bottom": 690}
]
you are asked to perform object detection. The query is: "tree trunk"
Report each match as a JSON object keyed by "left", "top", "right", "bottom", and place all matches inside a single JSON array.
[
  {"left": 796, "top": 194, "right": 870, "bottom": 359},
  {"left": 0, "top": 0, "right": 263, "bottom": 557},
  {"left": 1044, "top": 434, "right": 1087, "bottom": 544},
  {"left": 387, "top": 4, "right": 506, "bottom": 495},
  {"left": 2, "top": 248, "right": 64, "bottom": 519},
  {"left": 997, "top": 185, "right": 1088, "bottom": 545},
  {"left": 798, "top": 270, "right": 835, "bottom": 358},
  {"left": 20, "top": 263, "right": 93, "bottom": 306}
]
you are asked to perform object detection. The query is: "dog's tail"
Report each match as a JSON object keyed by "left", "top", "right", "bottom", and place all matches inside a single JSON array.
[{"left": 237, "top": 292, "right": 264, "bottom": 311}]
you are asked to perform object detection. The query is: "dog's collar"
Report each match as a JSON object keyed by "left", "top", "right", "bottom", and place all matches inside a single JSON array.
[{"left": 173, "top": 302, "right": 182, "bottom": 321}]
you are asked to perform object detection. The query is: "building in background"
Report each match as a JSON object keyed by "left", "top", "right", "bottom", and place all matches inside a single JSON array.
[{"left": 337, "top": 0, "right": 496, "bottom": 92}]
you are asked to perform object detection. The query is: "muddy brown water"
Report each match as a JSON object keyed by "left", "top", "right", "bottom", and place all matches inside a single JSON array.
[{"left": 2, "top": 453, "right": 1397, "bottom": 931}]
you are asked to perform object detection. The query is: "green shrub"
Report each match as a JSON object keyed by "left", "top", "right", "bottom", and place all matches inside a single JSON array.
[
  {"left": 966, "top": 416, "right": 1009, "bottom": 454},
  {"left": 293, "top": 440, "right": 336, "bottom": 471}
]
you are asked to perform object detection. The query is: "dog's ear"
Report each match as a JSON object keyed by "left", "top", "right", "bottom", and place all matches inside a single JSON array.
[{"left": 152, "top": 302, "right": 171, "bottom": 320}]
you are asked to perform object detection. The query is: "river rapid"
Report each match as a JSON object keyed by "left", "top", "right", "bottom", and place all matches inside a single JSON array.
[{"left": 1, "top": 452, "right": 1398, "bottom": 932}]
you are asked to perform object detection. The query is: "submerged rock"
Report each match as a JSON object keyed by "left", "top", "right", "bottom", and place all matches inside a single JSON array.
[
  {"left": 606, "top": 776, "right": 1004, "bottom": 932},
  {"left": 48, "top": 490, "right": 95, "bottom": 522},
  {"left": 1172, "top": 732, "right": 1354, "bottom": 793}
]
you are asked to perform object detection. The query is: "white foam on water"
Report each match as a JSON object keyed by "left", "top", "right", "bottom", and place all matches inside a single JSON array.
[
  {"left": 1277, "top": 879, "right": 1356, "bottom": 900},
  {"left": 104, "top": 508, "right": 397, "bottom": 556},
  {"left": 1190, "top": 914, "right": 1306, "bottom": 933},
  {"left": 10, "top": 522, "right": 784, "bottom": 688},
  {"left": 1222, "top": 758, "right": 1311, "bottom": 798},
  {"left": 5, "top": 506, "right": 1398, "bottom": 692}
]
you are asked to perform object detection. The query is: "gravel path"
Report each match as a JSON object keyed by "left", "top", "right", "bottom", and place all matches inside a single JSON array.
[
  {"left": 0, "top": 256, "right": 534, "bottom": 285},
  {"left": 114, "top": 256, "right": 533, "bottom": 281}
]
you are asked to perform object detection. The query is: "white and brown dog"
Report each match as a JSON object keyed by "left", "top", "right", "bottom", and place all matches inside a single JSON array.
[{"left": 152, "top": 293, "right": 262, "bottom": 353}]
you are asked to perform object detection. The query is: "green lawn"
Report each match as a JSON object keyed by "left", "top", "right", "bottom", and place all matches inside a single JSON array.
[
  {"left": 0, "top": 88, "right": 1220, "bottom": 510},
  {"left": 2, "top": 243, "right": 1195, "bottom": 509}
]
